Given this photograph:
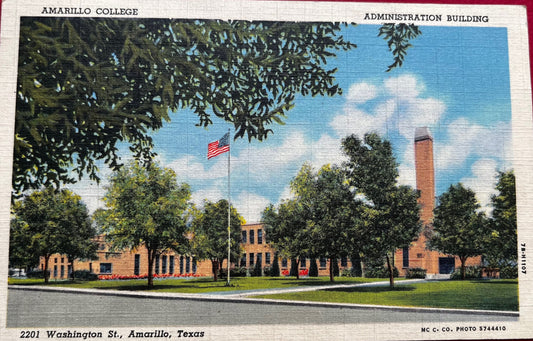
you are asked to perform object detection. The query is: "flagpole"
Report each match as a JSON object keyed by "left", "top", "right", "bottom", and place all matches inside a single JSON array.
[{"left": 227, "top": 128, "right": 231, "bottom": 286}]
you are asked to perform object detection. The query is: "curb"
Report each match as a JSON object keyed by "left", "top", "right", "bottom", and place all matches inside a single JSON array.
[{"left": 8, "top": 285, "right": 519, "bottom": 317}]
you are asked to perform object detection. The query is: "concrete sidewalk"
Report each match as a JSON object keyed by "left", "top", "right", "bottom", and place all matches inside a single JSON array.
[{"left": 206, "top": 278, "right": 428, "bottom": 296}]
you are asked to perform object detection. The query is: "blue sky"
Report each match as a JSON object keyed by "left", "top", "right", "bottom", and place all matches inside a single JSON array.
[{"left": 71, "top": 24, "right": 513, "bottom": 223}]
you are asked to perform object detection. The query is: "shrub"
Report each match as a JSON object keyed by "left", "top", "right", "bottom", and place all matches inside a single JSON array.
[
  {"left": 500, "top": 265, "right": 518, "bottom": 279},
  {"left": 73, "top": 270, "right": 98, "bottom": 281},
  {"left": 27, "top": 270, "right": 49, "bottom": 279},
  {"left": 405, "top": 267, "right": 427, "bottom": 279},
  {"left": 364, "top": 265, "right": 399, "bottom": 278},
  {"left": 350, "top": 258, "right": 363, "bottom": 277},
  {"left": 219, "top": 267, "right": 247, "bottom": 278},
  {"left": 289, "top": 259, "right": 298, "bottom": 277},
  {"left": 332, "top": 260, "right": 339, "bottom": 277},
  {"left": 251, "top": 261, "right": 262, "bottom": 277},
  {"left": 309, "top": 259, "right": 318, "bottom": 277},
  {"left": 450, "top": 266, "right": 482, "bottom": 280},
  {"left": 340, "top": 268, "right": 352, "bottom": 277},
  {"left": 270, "top": 255, "right": 280, "bottom": 277}
]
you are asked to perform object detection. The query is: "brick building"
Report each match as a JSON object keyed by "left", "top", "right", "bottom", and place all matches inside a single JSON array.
[
  {"left": 42, "top": 223, "right": 352, "bottom": 280},
  {"left": 40, "top": 127, "right": 479, "bottom": 280}
]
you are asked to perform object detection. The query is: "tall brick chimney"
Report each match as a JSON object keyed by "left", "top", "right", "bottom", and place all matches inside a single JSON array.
[{"left": 414, "top": 127, "right": 435, "bottom": 225}]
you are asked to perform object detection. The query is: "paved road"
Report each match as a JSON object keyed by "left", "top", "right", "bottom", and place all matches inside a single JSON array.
[{"left": 7, "top": 288, "right": 518, "bottom": 328}]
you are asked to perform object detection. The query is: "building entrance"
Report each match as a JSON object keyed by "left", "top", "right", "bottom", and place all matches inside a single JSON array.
[{"left": 439, "top": 257, "right": 455, "bottom": 274}]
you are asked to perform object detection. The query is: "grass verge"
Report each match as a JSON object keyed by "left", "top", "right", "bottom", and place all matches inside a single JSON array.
[{"left": 253, "top": 279, "right": 519, "bottom": 311}]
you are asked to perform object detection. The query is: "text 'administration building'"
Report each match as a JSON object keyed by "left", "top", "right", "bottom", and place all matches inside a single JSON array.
[{"left": 393, "top": 127, "right": 480, "bottom": 277}]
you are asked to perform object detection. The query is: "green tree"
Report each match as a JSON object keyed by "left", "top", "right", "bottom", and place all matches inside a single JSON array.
[
  {"left": 342, "top": 133, "right": 421, "bottom": 287},
  {"left": 96, "top": 162, "right": 192, "bottom": 288},
  {"left": 262, "top": 199, "right": 311, "bottom": 280},
  {"left": 291, "top": 163, "right": 362, "bottom": 282},
  {"left": 427, "top": 183, "right": 487, "bottom": 280},
  {"left": 14, "top": 18, "right": 419, "bottom": 195},
  {"left": 190, "top": 199, "right": 243, "bottom": 282},
  {"left": 485, "top": 170, "right": 517, "bottom": 269},
  {"left": 10, "top": 188, "right": 94, "bottom": 283}
]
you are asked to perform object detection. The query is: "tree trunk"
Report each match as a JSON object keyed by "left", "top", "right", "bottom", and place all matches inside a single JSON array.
[
  {"left": 43, "top": 255, "right": 50, "bottom": 284},
  {"left": 386, "top": 254, "right": 395, "bottom": 288},
  {"left": 69, "top": 256, "right": 75, "bottom": 281},
  {"left": 212, "top": 259, "right": 219, "bottom": 282},
  {"left": 460, "top": 256, "right": 467, "bottom": 280},
  {"left": 329, "top": 257, "right": 336, "bottom": 282},
  {"left": 147, "top": 249, "right": 156, "bottom": 288}
]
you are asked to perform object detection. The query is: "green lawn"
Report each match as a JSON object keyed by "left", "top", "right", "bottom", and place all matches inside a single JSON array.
[
  {"left": 9, "top": 277, "right": 518, "bottom": 311},
  {"left": 254, "top": 279, "right": 519, "bottom": 311},
  {"left": 8, "top": 276, "right": 385, "bottom": 293}
]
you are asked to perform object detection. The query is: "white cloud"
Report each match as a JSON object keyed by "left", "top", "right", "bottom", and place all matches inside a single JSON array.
[
  {"left": 460, "top": 158, "right": 499, "bottom": 212},
  {"left": 435, "top": 118, "right": 511, "bottom": 172},
  {"left": 168, "top": 155, "right": 226, "bottom": 181},
  {"left": 384, "top": 74, "right": 424, "bottom": 100},
  {"left": 240, "top": 130, "right": 309, "bottom": 176},
  {"left": 309, "top": 133, "right": 347, "bottom": 169},
  {"left": 346, "top": 82, "right": 378, "bottom": 103},
  {"left": 232, "top": 191, "right": 270, "bottom": 223},
  {"left": 331, "top": 75, "right": 444, "bottom": 143}
]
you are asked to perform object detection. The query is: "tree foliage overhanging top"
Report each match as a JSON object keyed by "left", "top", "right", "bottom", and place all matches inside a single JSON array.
[
  {"left": 14, "top": 18, "right": 355, "bottom": 194},
  {"left": 14, "top": 18, "right": 420, "bottom": 195}
]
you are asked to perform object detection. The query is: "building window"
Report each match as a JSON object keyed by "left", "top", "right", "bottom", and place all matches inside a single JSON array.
[
  {"left": 61, "top": 257, "right": 64, "bottom": 263},
  {"left": 192, "top": 258, "right": 197, "bottom": 274},
  {"left": 186, "top": 257, "right": 191, "bottom": 273},
  {"left": 258, "top": 229, "right": 263, "bottom": 244},
  {"left": 60, "top": 265, "right": 65, "bottom": 278},
  {"left": 319, "top": 257, "right": 327, "bottom": 268},
  {"left": 134, "top": 254, "right": 140, "bottom": 276},
  {"left": 100, "top": 263, "right": 112, "bottom": 274},
  {"left": 249, "top": 230, "right": 255, "bottom": 244},
  {"left": 54, "top": 258, "right": 58, "bottom": 263},
  {"left": 169, "top": 256, "right": 175, "bottom": 274},
  {"left": 265, "top": 253, "right": 271, "bottom": 265},
  {"left": 240, "top": 254, "right": 246, "bottom": 267},
  {"left": 180, "top": 256, "right": 184, "bottom": 274},
  {"left": 242, "top": 231, "right": 247, "bottom": 244},
  {"left": 341, "top": 256, "right": 348, "bottom": 267},
  {"left": 403, "top": 247, "right": 409, "bottom": 268},
  {"left": 162, "top": 255, "right": 168, "bottom": 274},
  {"left": 155, "top": 255, "right": 160, "bottom": 274},
  {"left": 249, "top": 253, "right": 254, "bottom": 266},
  {"left": 53, "top": 265, "right": 58, "bottom": 277},
  {"left": 281, "top": 258, "right": 288, "bottom": 268},
  {"left": 300, "top": 258, "right": 306, "bottom": 268},
  {"left": 68, "top": 265, "right": 72, "bottom": 278},
  {"left": 256, "top": 253, "right": 262, "bottom": 266},
  {"left": 417, "top": 253, "right": 424, "bottom": 258}
]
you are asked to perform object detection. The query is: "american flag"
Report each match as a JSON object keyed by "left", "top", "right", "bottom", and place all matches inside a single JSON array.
[{"left": 207, "top": 132, "right": 230, "bottom": 159}]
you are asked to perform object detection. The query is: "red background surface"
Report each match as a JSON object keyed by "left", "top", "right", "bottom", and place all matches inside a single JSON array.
[{"left": 0, "top": 1, "right": 531, "bottom": 341}]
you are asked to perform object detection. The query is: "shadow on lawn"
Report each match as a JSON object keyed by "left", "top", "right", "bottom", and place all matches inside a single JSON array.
[
  {"left": 323, "top": 285, "right": 416, "bottom": 293},
  {"left": 265, "top": 278, "right": 378, "bottom": 287},
  {"left": 469, "top": 279, "right": 518, "bottom": 285}
]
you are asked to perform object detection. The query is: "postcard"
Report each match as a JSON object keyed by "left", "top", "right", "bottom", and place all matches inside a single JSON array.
[{"left": 0, "top": 0, "right": 532, "bottom": 340}]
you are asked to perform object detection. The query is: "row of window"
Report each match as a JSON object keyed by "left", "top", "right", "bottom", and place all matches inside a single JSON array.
[
  {"left": 238, "top": 254, "right": 350, "bottom": 269},
  {"left": 50, "top": 264, "right": 72, "bottom": 278},
  {"left": 133, "top": 255, "right": 197, "bottom": 276},
  {"left": 239, "top": 252, "right": 271, "bottom": 267},
  {"left": 241, "top": 228, "right": 263, "bottom": 244}
]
